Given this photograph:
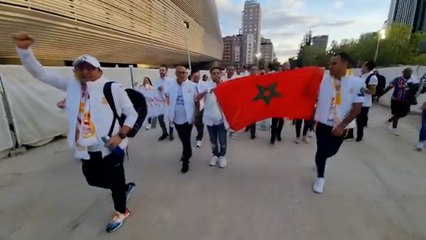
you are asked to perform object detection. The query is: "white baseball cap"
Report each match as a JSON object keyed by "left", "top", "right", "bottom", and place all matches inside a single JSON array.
[{"left": 72, "top": 54, "right": 101, "bottom": 69}]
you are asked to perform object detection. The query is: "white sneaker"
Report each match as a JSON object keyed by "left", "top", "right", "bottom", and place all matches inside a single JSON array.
[
  {"left": 219, "top": 157, "right": 227, "bottom": 168},
  {"left": 308, "top": 131, "right": 313, "bottom": 138},
  {"left": 145, "top": 124, "right": 151, "bottom": 130},
  {"left": 303, "top": 136, "right": 309, "bottom": 144},
  {"left": 209, "top": 156, "right": 219, "bottom": 167},
  {"left": 416, "top": 142, "right": 425, "bottom": 151},
  {"left": 196, "top": 140, "right": 202, "bottom": 148},
  {"left": 230, "top": 132, "right": 237, "bottom": 139},
  {"left": 295, "top": 138, "right": 301, "bottom": 144},
  {"left": 313, "top": 177, "right": 325, "bottom": 194},
  {"left": 388, "top": 126, "right": 400, "bottom": 136}
]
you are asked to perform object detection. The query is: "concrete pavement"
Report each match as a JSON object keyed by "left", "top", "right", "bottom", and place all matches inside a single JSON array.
[{"left": 0, "top": 105, "right": 425, "bottom": 240}]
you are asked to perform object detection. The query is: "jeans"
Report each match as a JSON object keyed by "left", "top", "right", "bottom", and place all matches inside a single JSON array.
[
  {"left": 82, "top": 152, "right": 127, "bottom": 213},
  {"left": 175, "top": 122, "right": 193, "bottom": 163},
  {"left": 207, "top": 123, "right": 228, "bottom": 157},
  {"left": 315, "top": 123, "right": 345, "bottom": 178},
  {"left": 420, "top": 110, "right": 426, "bottom": 142},
  {"left": 271, "top": 118, "right": 284, "bottom": 141}
]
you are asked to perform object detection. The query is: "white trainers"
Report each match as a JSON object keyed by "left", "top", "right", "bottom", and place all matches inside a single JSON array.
[
  {"left": 219, "top": 157, "right": 227, "bottom": 168},
  {"left": 145, "top": 124, "right": 151, "bottom": 130},
  {"left": 416, "top": 141, "right": 425, "bottom": 151},
  {"left": 313, "top": 177, "right": 325, "bottom": 194},
  {"left": 209, "top": 156, "right": 219, "bottom": 167},
  {"left": 303, "top": 136, "right": 309, "bottom": 144},
  {"left": 295, "top": 138, "right": 301, "bottom": 144},
  {"left": 388, "top": 126, "right": 400, "bottom": 136},
  {"left": 196, "top": 140, "right": 202, "bottom": 148}
]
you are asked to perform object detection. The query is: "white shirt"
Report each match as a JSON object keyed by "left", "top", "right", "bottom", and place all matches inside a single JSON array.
[
  {"left": 361, "top": 71, "right": 378, "bottom": 107},
  {"left": 174, "top": 85, "right": 187, "bottom": 124},
  {"left": 315, "top": 74, "right": 365, "bottom": 129},
  {"left": 153, "top": 76, "right": 173, "bottom": 99},
  {"left": 166, "top": 80, "right": 197, "bottom": 124},
  {"left": 198, "top": 80, "right": 227, "bottom": 126}
]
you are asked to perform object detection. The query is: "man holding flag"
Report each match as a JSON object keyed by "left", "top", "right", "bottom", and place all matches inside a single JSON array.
[{"left": 313, "top": 52, "right": 364, "bottom": 194}]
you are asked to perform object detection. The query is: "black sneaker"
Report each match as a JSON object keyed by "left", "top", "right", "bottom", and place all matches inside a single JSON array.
[
  {"left": 277, "top": 135, "right": 282, "bottom": 142},
  {"left": 251, "top": 135, "right": 256, "bottom": 140},
  {"left": 169, "top": 135, "right": 174, "bottom": 141},
  {"left": 158, "top": 134, "right": 168, "bottom": 141},
  {"left": 125, "top": 182, "right": 136, "bottom": 202}
]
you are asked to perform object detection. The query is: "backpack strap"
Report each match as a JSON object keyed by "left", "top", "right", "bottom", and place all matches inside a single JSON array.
[
  {"left": 365, "top": 73, "right": 375, "bottom": 87},
  {"left": 103, "top": 81, "right": 121, "bottom": 137}
]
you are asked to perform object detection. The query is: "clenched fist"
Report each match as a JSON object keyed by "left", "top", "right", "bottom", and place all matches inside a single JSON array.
[{"left": 11, "top": 32, "right": 34, "bottom": 49}]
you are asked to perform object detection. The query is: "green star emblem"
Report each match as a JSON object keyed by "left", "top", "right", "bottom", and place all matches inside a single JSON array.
[{"left": 253, "top": 82, "right": 282, "bottom": 105}]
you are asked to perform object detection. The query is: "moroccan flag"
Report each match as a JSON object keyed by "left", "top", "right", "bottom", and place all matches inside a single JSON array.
[{"left": 214, "top": 67, "right": 324, "bottom": 131}]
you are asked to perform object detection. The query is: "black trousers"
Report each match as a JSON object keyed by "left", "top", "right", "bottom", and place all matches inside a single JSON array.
[
  {"left": 82, "top": 152, "right": 127, "bottom": 213},
  {"left": 175, "top": 122, "right": 193, "bottom": 163},
  {"left": 158, "top": 114, "right": 174, "bottom": 136},
  {"left": 295, "top": 119, "right": 310, "bottom": 138},
  {"left": 195, "top": 110, "right": 204, "bottom": 141},
  {"left": 356, "top": 107, "right": 370, "bottom": 140},
  {"left": 315, "top": 123, "right": 345, "bottom": 178},
  {"left": 271, "top": 118, "right": 284, "bottom": 141},
  {"left": 249, "top": 123, "right": 256, "bottom": 137}
]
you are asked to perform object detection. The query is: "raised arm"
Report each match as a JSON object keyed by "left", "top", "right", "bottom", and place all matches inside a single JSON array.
[{"left": 12, "top": 32, "right": 68, "bottom": 91}]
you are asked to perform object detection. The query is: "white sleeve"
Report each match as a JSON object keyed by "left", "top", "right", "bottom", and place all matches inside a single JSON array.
[
  {"left": 112, "top": 84, "right": 138, "bottom": 128},
  {"left": 369, "top": 76, "right": 378, "bottom": 86},
  {"left": 16, "top": 48, "right": 68, "bottom": 91},
  {"left": 353, "top": 80, "right": 365, "bottom": 104}
]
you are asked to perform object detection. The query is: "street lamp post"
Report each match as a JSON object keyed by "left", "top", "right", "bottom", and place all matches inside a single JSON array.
[
  {"left": 374, "top": 28, "right": 386, "bottom": 62},
  {"left": 183, "top": 20, "right": 191, "bottom": 72}
]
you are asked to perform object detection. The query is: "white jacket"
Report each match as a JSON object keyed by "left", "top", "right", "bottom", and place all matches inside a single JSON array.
[
  {"left": 16, "top": 48, "right": 138, "bottom": 159},
  {"left": 199, "top": 80, "right": 229, "bottom": 128},
  {"left": 167, "top": 79, "right": 197, "bottom": 124}
]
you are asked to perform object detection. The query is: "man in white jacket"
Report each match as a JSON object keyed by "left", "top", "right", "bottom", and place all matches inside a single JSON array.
[
  {"left": 12, "top": 32, "right": 138, "bottom": 233},
  {"left": 167, "top": 66, "right": 198, "bottom": 173},
  {"left": 196, "top": 67, "right": 229, "bottom": 168}
]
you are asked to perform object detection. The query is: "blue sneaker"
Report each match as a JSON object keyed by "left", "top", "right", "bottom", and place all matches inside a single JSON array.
[
  {"left": 125, "top": 182, "right": 136, "bottom": 202},
  {"left": 106, "top": 209, "right": 130, "bottom": 233}
]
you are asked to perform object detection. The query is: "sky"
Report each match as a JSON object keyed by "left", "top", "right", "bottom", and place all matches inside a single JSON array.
[{"left": 216, "top": 0, "right": 392, "bottom": 62}]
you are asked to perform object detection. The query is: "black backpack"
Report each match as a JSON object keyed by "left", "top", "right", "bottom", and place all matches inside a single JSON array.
[
  {"left": 369, "top": 72, "right": 386, "bottom": 97},
  {"left": 103, "top": 82, "right": 147, "bottom": 137}
]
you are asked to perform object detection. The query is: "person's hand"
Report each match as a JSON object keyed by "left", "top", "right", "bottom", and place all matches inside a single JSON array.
[
  {"left": 332, "top": 126, "right": 345, "bottom": 137},
  {"left": 11, "top": 32, "right": 34, "bottom": 49},
  {"left": 158, "top": 86, "right": 164, "bottom": 91},
  {"left": 107, "top": 135, "right": 122, "bottom": 149}
]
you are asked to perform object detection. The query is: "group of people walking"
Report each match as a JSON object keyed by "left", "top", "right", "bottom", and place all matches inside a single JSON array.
[{"left": 11, "top": 31, "right": 426, "bottom": 234}]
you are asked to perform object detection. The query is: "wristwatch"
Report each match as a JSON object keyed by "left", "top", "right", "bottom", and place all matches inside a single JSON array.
[{"left": 118, "top": 132, "right": 127, "bottom": 139}]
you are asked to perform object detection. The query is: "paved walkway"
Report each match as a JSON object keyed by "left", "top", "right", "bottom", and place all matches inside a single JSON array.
[{"left": 0, "top": 105, "right": 425, "bottom": 240}]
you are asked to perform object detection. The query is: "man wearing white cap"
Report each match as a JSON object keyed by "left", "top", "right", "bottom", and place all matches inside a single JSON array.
[{"left": 12, "top": 32, "right": 138, "bottom": 233}]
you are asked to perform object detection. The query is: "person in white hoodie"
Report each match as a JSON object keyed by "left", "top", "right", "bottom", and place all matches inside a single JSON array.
[
  {"left": 12, "top": 32, "right": 138, "bottom": 233},
  {"left": 167, "top": 66, "right": 198, "bottom": 173},
  {"left": 196, "top": 67, "right": 229, "bottom": 168}
]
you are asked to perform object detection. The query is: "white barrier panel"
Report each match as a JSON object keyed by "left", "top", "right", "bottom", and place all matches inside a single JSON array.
[
  {"left": 0, "top": 86, "right": 14, "bottom": 153},
  {"left": 0, "top": 66, "right": 68, "bottom": 146}
]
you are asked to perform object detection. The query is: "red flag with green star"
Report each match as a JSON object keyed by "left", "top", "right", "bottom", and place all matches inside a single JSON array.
[{"left": 213, "top": 67, "right": 324, "bottom": 131}]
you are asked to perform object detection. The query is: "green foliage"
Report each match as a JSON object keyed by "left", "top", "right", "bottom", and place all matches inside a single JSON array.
[{"left": 297, "top": 23, "right": 426, "bottom": 67}]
